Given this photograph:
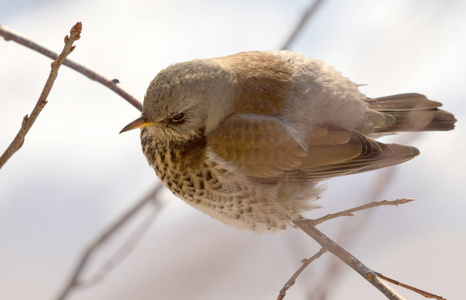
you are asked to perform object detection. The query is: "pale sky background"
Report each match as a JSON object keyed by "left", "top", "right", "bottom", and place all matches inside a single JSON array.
[{"left": 1, "top": 0, "right": 465, "bottom": 299}]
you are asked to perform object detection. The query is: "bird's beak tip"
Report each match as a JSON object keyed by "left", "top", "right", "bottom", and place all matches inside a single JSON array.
[{"left": 120, "top": 116, "right": 153, "bottom": 134}]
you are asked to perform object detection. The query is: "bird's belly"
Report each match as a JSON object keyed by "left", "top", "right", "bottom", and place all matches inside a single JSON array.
[{"left": 152, "top": 157, "right": 307, "bottom": 231}]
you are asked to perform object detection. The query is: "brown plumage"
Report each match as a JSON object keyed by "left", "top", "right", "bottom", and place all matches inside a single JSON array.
[{"left": 121, "top": 50, "right": 456, "bottom": 232}]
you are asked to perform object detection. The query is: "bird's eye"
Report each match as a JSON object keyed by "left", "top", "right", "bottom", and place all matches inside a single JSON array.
[{"left": 170, "top": 113, "right": 185, "bottom": 123}]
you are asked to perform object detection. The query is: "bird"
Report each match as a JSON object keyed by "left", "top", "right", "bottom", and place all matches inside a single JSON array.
[{"left": 120, "top": 50, "right": 456, "bottom": 232}]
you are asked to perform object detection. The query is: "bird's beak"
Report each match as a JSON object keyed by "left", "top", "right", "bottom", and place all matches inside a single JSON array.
[{"left": 119, "top": 116, "right": 155, "bottom": 134}]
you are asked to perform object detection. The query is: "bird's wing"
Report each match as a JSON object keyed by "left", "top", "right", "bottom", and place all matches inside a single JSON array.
[
  {"left": 300, "top": 128, "right": 419, "bottom": 180},
  {"left": 208, "top": 114, "right": 417, "bottom": 179},
  {"left": 207, "top": 114, "right": 308, "bottom": 177}
]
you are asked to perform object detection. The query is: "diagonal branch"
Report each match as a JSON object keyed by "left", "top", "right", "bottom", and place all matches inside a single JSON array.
[
  {"left": 55, "top": 184, "right": 164, "bottom": 300},
  {"left": 293, "top": 219, "right": 406, "bottom": 300},
  {"left": 0, "top": 22, "right": 82, "bottom": 169},
  {"left": 280, "top": 198, "right": 414, "bottom": 299},
  {"left": 277, "top": 248, "right": 327, "bottom": 300},
  {"left": 282, "top": 198, "right": 445, "bottom": 299},
  {"left": 0, "top": 24, "right": 142, "bottom": 112},
  {"left": 0, "top": 23, "right": 156, "bottom": 300},
  {"left": 309, "top": 135, "right": 420, "bottom": 298},
  {"left": 280, "top": 0, "right": 327, "bottom": 50},
  {"left": 79, "top": 194, "right": 162, "bottom": 289},
  {"left": 375, "top": 272, "right": 446, "bottom": 300}
]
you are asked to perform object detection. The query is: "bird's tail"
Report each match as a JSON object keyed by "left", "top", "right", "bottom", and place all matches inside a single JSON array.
[{"left": 366, "top": 93, "right": 456, "bottom": 133}]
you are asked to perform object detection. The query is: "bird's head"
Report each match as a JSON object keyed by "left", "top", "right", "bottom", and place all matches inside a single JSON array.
[{"left": 120, "top": 59, "right": 237, "bottom": 142}]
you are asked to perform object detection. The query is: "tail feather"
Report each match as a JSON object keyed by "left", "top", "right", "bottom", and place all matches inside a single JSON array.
[{"left": 366, "top": 93, "right": 456, "bottom": 133}]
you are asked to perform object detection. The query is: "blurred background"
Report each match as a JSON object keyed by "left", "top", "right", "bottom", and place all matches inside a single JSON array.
[{"left": 1, "top": 0, "right": 465, "bottom": 299}]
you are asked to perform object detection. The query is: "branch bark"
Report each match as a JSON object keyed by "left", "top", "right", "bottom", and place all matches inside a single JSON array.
[
  {"left": 375, "top": 272, "right": 446, "bottom": 300},
  {"left": 0, "top": 22, "right": 82, "bottom": 169},
  {"left": 277, "top": 248, "right": 327, "bottom": 300},
  {"left": 293, "top": 219, "right": 406, "bottom": 300},
  {"left": 0, "top": 24, "right": 142, "bottom": 112},
  {"left": 281, "top": 199, "right": 445, "bottom": 299}
]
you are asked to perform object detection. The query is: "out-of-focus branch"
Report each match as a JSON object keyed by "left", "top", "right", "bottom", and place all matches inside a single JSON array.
[
  {"left": 280, "top": 0, "right": 326, "bottom": 50},
  {"left": 0, "top": 24, "right": 142, "bottom": 112},
  {"left": 0, "top": 22, "right": 82, "bottom": 169},
  {"left": 55, "top": 184, "right": 164, "bottom": 300},
  {"left": 79, "top": 193, "right": 162, "bottom": 288}
]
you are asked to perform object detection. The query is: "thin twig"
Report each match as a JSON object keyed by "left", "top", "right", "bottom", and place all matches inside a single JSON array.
[
  {"left": 281, "top": 199, "right": 415, "bottom": 299},
  {"left": 0, "top": 22, "right": 82, "bottom": 169},
  {"left": 55, "top": 184, "right": 164, "bottom": 300},
  {"left": 280, "top": 0, "right": 326, "bottom": 50},
  {"left": 0, "top": 23, "right": 158, "bottom": 300},
  {"left": 311, "top": 198, "right": 414, "bottom": 225},
  {"left": 310, "top": 134, "right": 420, "bottom": 297},
  {"left": 0, "top": 24, "right": 142, "bottom": 112},
  {"left": 375, "top": 272, "right": 446, "bottom": 300},
  {"left": 277, "top": 248, "right": 327, "bottom": 300},
  {"left": 294, "top": 219, "right": 406, "bottom": 300}
]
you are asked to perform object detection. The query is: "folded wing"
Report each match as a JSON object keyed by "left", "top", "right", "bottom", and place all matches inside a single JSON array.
[{"left": 207, "top": 114, "right": 419, "bottom": 180}]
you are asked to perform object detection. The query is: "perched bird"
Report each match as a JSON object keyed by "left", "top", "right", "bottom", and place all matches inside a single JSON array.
[{"left": 121, "top": 50, "right": 456, "bottom": 232}]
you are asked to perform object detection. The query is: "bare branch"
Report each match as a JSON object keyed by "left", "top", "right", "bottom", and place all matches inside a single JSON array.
[
  {"left": 0, "top": 24, "right": 142, "bottom": 112},
  {"left": 55, "top": 184, "right": 164, "bottom": 300},
  {"left": 311, "top": 198, "right": 414, "bottom": 225},
  {"left": 294, "top": 219, "right": 406, "bottom": 300},
  {"left": 309, "top": 134, "right": 420, "bottom": 297},
  {"left": 375, "top": 272, "right": 446, "bottom": 300},
  {"left": 278, "top": 248, "right": 327, "bottom": 300},
  {"left": 279, "top": 198, "right": 414, "bottom": 298},
  {"left": 0, "top": 22, "right": 82, "bottom": 169},
  {"left": 280, "top": 0, "right": 326, "bottom": 50},
  {"left": 294, "top": 219, "right": 446, "bottom": 300}
]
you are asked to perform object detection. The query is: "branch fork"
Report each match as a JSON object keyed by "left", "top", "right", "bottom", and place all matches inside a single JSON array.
[
  {"left": 0, "top": 22, "right": 82, "bottom": 169},
  {"left": 277, "top": 199, "right": 445, "bottom": 300}
]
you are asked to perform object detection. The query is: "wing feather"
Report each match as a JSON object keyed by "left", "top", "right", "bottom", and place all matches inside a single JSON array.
[
  {"left": 208, "top": 115, "right": 307, "bottom": 177},
  {"left": 207, "top": 115, "right": 419, "bottom": 179}
]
